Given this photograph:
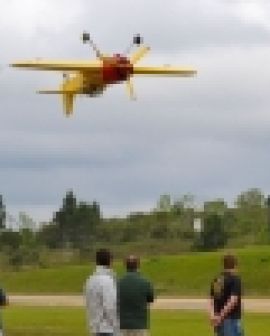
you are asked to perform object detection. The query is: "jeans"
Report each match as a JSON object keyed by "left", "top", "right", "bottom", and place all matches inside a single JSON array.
[
  {"left": 95, "top": 333, "right": 114, "bottom": 336},
  {"left": 215, "top": 319, "right": 243, "bottom": 336}
]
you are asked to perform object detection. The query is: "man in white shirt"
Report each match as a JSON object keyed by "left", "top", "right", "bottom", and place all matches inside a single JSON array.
[{"left": 85, "top": 249, "right": 118, "bottom": 336}]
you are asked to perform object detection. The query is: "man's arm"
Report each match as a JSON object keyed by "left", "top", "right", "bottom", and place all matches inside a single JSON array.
[
  {"left": 209, "top": 280, "right": 220, "bottom": 326},
  {"left": 101, "top": 278, "right": 118, "bottom": 331},
  {"left": 217, "top": 276, "right": 241, "bottom": 324},
  {"left": 209, "top": 297, "right": 217, "bottom": 325},
  {"left": 146, "top": 281, "right": 154, "bottom": 303},
  {"left": 218, "top": 295, "right": 238, "bottom": 322}
]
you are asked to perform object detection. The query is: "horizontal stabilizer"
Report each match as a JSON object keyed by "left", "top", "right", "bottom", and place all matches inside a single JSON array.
[{"left": 37, "top": 90, "right": 78, "bottom": 94}]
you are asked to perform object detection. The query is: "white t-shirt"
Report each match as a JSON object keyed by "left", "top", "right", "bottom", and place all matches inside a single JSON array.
[{"left": 85, "top": 266, "right": 118, "bottom": 334}]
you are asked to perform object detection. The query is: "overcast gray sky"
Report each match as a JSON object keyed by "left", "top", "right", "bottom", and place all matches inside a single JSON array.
[{"left": 1, "top": 0, "right": 270, "bottom": 222}]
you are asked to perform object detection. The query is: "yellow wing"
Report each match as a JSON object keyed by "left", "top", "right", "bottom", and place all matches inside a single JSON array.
[
  {"left": 133, "top": 66, "right": 196, "bottom": 76},
  {"left": 10, "top": 59, "right": 102, "bottom": 71}
]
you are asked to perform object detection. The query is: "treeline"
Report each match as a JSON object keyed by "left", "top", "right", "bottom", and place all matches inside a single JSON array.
[{"left": 0, "top": 188, "right": 270, "bottom": 268}]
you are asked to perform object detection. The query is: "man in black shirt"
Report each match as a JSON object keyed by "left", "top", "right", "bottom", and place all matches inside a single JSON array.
[
  {"left": 209, "top": 254, "right": 243, "bottom": 336},
  {"left": 0, "top": 287, "right": 7, "bottom": 336}
]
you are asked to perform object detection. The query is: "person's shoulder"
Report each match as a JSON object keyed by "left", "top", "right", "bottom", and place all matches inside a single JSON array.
[
  {"left": 96, "top": 272, "right": 115, "bottom": 288},
  {"left": 224, "top": 272, "right": 241, "bottom": 287},
  {"left": 118, "top": 272, "right": 135, "bottom": 285},
  {"left": 86, "top": 273, "right": 115, "bottom": 291},
  {"left": 137, "top": 273, "right": 152, "bottom": 286},
  {"left": 85, "top": 274, "right": 96, "bottom": 289},
  {"left": 0, "top": 288, "right": 6, "bottom": 297},
  {"left": 119, "top": 272, "right": 149, "bottom": 283},
  {"left": 211, "top": 273, "right": 224, "bottom": 284},
  {"left": 86, "top": 272, "right": 96, "bottom": 282},
  {"left": 211, "top": 274, "right": 219, "bottom": 282},
  {"left": 231, "top": 273, "right": 241, "bottom": 283},
  {"left": 85, "top": 272, "right": 104, "bottom": 286},
  {"left": 226, "top": 272, "right": 240, "bottom": 280},
  {"left": 118, "top": 273, "right": 128, "bottom": 282}
]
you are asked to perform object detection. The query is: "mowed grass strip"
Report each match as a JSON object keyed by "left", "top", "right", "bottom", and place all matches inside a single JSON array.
[
  {"left": 1, "top": 246, "right": 270, "bottom": 295},
  {"left": 2, "top": 307, "right": 270, "bottom": 336}
]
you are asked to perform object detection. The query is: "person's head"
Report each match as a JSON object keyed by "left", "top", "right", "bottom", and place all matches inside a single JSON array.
[
  {"left": 96, "top": 249, "right": 112, "bottom": 268},
  {"left": 125, "top": 255, "right": 140, "bottom": 272},
  {"left": 223, "top": 254, "right": 238, "bottom": 271}
]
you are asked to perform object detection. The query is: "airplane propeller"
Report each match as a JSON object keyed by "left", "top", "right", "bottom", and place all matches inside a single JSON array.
[
  {"left": 81, "top": 32, "right": 149, "bottom": 100},
  {"left": 127, "top": 36, "right": 150, "bottom": 101},
  {"left": 130, "top": 45, "right": 150, "bottom": 64},
  {"left": 81, "top": 31, "right": 103, "bottom": 60},
  {"left": 133, "top": 34, "right": 143, "bottom": 46},
  {"left": 124, "top": 33, "right": 143, "bottom": 55},
  {"left": 126, "top": 79, "right": 136, "bottom": 100}
]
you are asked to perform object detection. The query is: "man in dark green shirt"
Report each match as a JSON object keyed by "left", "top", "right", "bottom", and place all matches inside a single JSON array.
[{"left": 118, "top": 255, "right": 154, "bottom": 336}]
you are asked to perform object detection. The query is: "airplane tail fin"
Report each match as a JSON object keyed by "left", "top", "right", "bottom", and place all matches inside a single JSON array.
[
  {"left": 37, "top": 89, "right": 76, "bottom": 117},
  {"left": 62, "top": 93, "right": 76, "bottom": 117}
]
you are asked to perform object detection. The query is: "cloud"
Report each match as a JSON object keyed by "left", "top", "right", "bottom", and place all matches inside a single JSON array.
[
  {"left": 226, "top": 0, "right": 270, "bottom": 31},
  {"left": 0, "top": 0, "right": 83, "bottom": 36},
  {"left": 1, "top": 0, "right": 270, "bottom": 221}
]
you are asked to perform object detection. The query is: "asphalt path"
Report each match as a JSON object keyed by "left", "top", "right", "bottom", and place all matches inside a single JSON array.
[{"left": 8, "top": 296, "right": 270, "bottom": 312}]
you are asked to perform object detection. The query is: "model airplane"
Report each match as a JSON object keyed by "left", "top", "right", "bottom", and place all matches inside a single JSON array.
[{"left": 11, "top": 33, "right": 197, "bottom": 117}]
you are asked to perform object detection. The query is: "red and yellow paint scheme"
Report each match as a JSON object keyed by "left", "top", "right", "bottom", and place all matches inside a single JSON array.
[{"left": 10, "top": 34, "right": 197, "bottom": 117}]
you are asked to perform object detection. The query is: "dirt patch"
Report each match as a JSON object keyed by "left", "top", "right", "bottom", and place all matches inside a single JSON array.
[{"left": 8, "top": 296, "right": 270, "bottom": 312}]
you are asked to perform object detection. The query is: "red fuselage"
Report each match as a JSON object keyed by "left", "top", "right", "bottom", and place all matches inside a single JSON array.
[{"left": 102, "top": 54, "right": 133, "bottom": 84}]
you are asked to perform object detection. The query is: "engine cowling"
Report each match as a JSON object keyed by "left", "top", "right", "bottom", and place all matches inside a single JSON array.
[{"left": 102, "top": 55, "right": 133, "bottom": 84}]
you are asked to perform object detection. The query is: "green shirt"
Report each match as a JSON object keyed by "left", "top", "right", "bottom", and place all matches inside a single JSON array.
[{"left": 118, "top": 271, "right": 154, "bottom": 330}]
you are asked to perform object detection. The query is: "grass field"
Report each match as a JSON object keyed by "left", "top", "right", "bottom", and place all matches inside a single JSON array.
[
  {"left": 1, "top": 246, "right": 270, "bottom": 295},
  {"left": 2, "top": 307, "right": 270, "bottom": 336}
]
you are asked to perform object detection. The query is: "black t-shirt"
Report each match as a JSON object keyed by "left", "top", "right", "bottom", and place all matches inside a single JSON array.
[
  {"left": 0, "top": 289, "right": 6, "bottom": 306},
  {"left": 210, "top": 271, "right": 242, "bottom": 319}
]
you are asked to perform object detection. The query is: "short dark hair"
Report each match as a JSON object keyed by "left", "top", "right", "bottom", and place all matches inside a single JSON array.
[
  {"left": 96, "top": 249, "right": 112, "bottom": 266},
  {"left": 223, "top": 254, "right": 237, "bottom": 270},
  {"left": 126, "top": 255, "right": 139, "bottom": 271}
]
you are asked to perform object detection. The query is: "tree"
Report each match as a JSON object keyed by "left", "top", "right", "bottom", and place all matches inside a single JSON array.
[
  {"left": 0, "top": 230, "right": 22, "bottom": 250},
  {"left": 234, "top": 188, "right": 266, "bottom": 236},
  {"left": 199, "top": 213, "right": 227, "bottom": 250},
  {"left": 37, "top": 223, "right": 60, "bottom": 248},
  {"left": 172, "top": 194, "right": 195, "bottom": 217},
  {"left": 266, "top": 196, "right": 270, "bottom": 243},
  {"left": 235, "top": 188, "right": 265, "bottom": 209},
  {"left": 204, "top": 199, "right": 227, "bottom": 216},
  {"left": 195, "top": 199, "right": 227, "bottom": 251},
  {"left": 53, "top": 191, "right": 101, "bottom": 249},
  {"left": 53, "top": 190, "right": 77, "bottom": 248},
  {"left": 71, "top": 200, "right": 101, "bottom": 248},
  {"left": 18, "top": 212, "right": 36, "bottom": 231},
  {"left": 0, "top": 195, "right": 6, "bottom": 229},
  {"left": 156, "top": 194, "right": 172, "bottom": 212}
]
